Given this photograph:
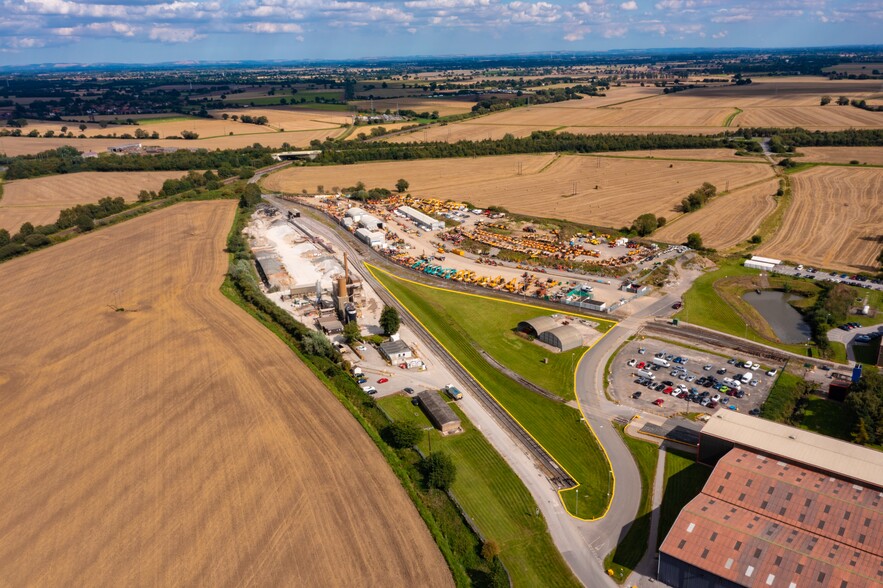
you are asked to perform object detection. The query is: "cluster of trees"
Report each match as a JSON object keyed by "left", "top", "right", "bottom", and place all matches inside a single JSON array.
[
  {"left": 846, "top": 372, "right": 883, "bottom": 445},
  {"left": 0, "top": 223, "right": 52, "bottom": 262},
  {"left": 630, "top": 213, "right": 667, "bottom": 237},
  {"left": 3, "top": 145, "right": 275, "bottom": 180},
  {"left": 470, "top": 87, "right": 585, "bottom": 114},
  {"left": 158, "top": 170, "right": 222, "bottom": 198},
  {"left": 804, "top": 282, "right": 854, "bottom": 353},
  {"left": 380, "top": 305, "right": 400, "bottom": 335},
  {"left": 236, "top": 114, "right": 269, "bottom": 125},
  {"left": 679, "top": 182, "right": 718, "bottom": 213},
  {"left": 735, "top": 128, "right": 883, "bottom": 148}
]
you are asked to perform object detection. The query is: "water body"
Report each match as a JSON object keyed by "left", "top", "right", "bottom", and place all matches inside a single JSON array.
[{"left": 742, "top": 290, "right": 813, "bottom": 344}]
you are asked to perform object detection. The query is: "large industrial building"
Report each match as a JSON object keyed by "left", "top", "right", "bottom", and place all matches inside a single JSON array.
[
  {"left": 517, "top": 316, "right": 582, "bottom": 351},
  {"left": 355, "top": 228, "right": 385, "bottom": 247},
  {"left": 397, "top": 206, "right": 445, "bottom": 231},
  {"left": 659, "top": 411, "right": 883, "bottom": 588}
]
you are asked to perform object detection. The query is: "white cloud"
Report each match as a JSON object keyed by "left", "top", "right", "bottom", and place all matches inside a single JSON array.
[
  {"left": 241, "top": 22, "right": 303, "bottom": 33},
  {"left": 148, "top": 25, "right": 200, "bottom": 42},
  {"left": 603, "top": 24, "right": 627, "bottom": 36},
  {"left": 563, "top": 25, "right": 591, "bottom": 40},
  {"left": 619, "top": 1, "right": 637, "bottom": 10},
  {"left": 712, "top": 29, "right": 726, "bottom": 38}
]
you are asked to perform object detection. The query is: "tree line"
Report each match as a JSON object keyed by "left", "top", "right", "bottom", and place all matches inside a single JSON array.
[{"left": 2, "top": 145, "right": 276, "bottom": 180}]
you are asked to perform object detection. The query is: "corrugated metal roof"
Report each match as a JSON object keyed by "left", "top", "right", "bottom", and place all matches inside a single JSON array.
[
  {"left": 398, "top": 206, "right": 443, "bottom": 228},
  {"left": 543, "top": 325, "right": 582, "bottom": 351},
  {"left": 416, "top": 391, "right": 460, "bottom": 428},
  {"left": 701, "top": 410, "right": 883, "bottom": 489},
  {"left": 517, "top": 316, "right": 557, "bottom": 336},
  {"left": 661, "top": 448, "right": 883, "bottom": 588}
]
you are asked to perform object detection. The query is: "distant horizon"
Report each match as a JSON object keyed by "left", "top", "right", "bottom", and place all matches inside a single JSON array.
[
  {"left": 2, "top": 44, "right": 882, "bottom": 73},
  {"left": 1, "top": 0, "right": 880, "bottom": 67}
]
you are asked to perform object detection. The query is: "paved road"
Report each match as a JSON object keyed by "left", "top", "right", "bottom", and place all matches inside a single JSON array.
[
  {"left": 264, "top": 193, "right": 698, "bottom": 587},
  {"left": 827, "top": 324, "right": 883, "bottom": 362}
]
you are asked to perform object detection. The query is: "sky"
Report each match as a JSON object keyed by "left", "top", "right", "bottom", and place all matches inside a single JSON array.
[{"left": 1, "top": 0, "right": 881, "bottom": 65}]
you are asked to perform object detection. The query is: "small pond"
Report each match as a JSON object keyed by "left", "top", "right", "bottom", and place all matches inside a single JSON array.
[{"left": 742, "top": 290, "right": 813, "bottom": 344}]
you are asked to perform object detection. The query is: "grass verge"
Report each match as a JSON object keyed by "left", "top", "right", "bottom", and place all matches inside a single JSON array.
[
  {"left": 379, "top": 393, "right": 581, "bottom": 588},
  {"left": 604, "top": 423, "right": 658, "bottom": 583},
  {"left": 657, "top": 449, "right": 711, "bottom": 548},
  {"left": 370, "top": 265, "right": 613, "bottom": 519}
]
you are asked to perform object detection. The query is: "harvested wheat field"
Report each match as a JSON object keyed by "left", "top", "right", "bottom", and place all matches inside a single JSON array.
[
  {"left": 351, "top": 97, "right": 477, "bottom": 116},
  {"left": 758, "top": 166, "right": 883, "bottom": 272},
  {"left": 386, "top": 77, "right": 883, "bottom": 143},
  {"left": 264, "top": 153, "right": 773, "bottom": 228},
  {"left": 796, "top": 147, "right": 883, "bottom": 166},
  {"left": 0, "top": 126, "right": 347, "bottom": 157},
  {"left": 0, "top": 171, "right": 186, "bottom": 230},
  {"left": 0, "top": 201, "right": 450, "bottom": 586},
  {"left": 654, "top": 178, "right": 780, "bottom": 249},
  {"left": 599, "top": 148, "right": 765, "bottom": 162}
]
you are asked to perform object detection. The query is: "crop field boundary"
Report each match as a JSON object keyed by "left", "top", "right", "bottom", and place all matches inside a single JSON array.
[
  {"left": 366, "top": 263, "right": 619, "bottom": 521},
  {"left": 723, "top": 108, "right": 743, "bottom": 127}
]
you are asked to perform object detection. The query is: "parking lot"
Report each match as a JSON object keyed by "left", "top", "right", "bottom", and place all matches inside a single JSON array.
[{"left": 608, "top": 337, "right": 785, "bottom": 418}]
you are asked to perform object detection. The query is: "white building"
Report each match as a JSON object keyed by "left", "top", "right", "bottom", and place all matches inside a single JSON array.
[
  {"left": 397, "top": 206, "right": 445, "bottom": 231},
  {"left": 355, "top": 228, "right": 385, "bottom": 247},
  {"left": 744, "top": 255, "right": 781, "bottom": 271},
  {"left": 358, "top": 214, "right": 383, "bottom": 230}
]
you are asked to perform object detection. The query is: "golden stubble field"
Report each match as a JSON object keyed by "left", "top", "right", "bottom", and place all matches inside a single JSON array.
[
  {"left": 0, "top": 201, "right": 451, "bottom": 586},
  {"left": 0, "top": 126, "right": 348, "bottom": 156},
  {"left": 386, "top": 77, "right": 883, "bottom": 143},
  {"left": 654, "top": 178, "right": 780, "bottom": 249},
  {"left": 263, "top": 153, "right": 774, "bottom": 228},
  {"left": 796, "top": 147, "right": 883, "bottom": 166},
  {"left": 758, "top": 166, "right": 883, "bottom": 272},
  {"left": 0, "top": 171, "right": 186, "bottom": 230},
  {"left": 351, "top": 97, "right": 477, "bottom": 116}
]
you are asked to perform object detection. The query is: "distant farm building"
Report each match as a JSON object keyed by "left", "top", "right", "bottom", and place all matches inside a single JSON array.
[
  {"left": 253, "top": 250, "right": 288, "bottom": 291},
  {"left": 415, "top": 391, "right": 461, "bottom": 434},
  {"left": 358, "top": 214, "right": 383, "bottom": 231},
  {"left": 517, "top": 316, "right": 581, "bottom": 351},
  {"left": 397, "top": 206, "right": 445, "bottom": 231},
  {"left": 659, "top": 410, "right": 883, "bottom": 588},
  {"left": 744, "top": 255, "right": 781, "bottom": 271}
]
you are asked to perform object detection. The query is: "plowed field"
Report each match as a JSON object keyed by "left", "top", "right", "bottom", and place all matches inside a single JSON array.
[
  {"left": 654, "top": 178, "right": 779, "bottom": 249},
  {"left": 263, "top": 153, "right": 774, "bottom": 228},
  {"left": 0, "top": 171, "right": 186, "bottom": 230},
  {"left": 0, "top": 201, "right": 450, "bottom": 586},
  {"left": 758, "top": 167, "right": 883, "bottom": 272}
]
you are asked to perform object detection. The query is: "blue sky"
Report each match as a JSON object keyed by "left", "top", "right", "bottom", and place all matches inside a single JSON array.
[{"left": 1, "top": 0, "right": 880, "bottom": 65}]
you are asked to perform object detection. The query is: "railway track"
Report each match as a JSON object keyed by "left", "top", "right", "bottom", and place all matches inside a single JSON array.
[{"left": 269, "top": 195, "right": 576, "bottom": 489}]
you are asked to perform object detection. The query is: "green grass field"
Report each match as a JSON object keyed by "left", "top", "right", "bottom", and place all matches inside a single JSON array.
[
  {"left": 379, "top": 393, "right": 581, "bottom": 588},
  {"left": 657, "top": 449, "right": 711, "bottom": 548},
  {"left": 675, "top": 259, "right": 829, "bottom": 358},
  {"left": 798, "top": 394, "right": 856, "bottom": 441},
  {"left": 371, "top": 266, "right": 613, "bottom": 518},
  {"left": 604, "top": 424, "right": 658, "bottom": 583}
]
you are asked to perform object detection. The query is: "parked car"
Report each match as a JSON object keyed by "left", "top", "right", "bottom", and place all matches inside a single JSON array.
[
  {"left": 627, "top": 359, "right": 637, "bottom": 367},
  {"left": 361, "top": 385, "right": 377, "bottom": 394},
  {"left": 712, "top": 393, "right": 721, "bottom": 402},
  {"left": 750, "top": 380, "right": 759, "bottom": 387},
  {"left": 357, "top": 377, "right": 368, "bottom": 384},
  {"left": 703, "top": 364, "right": 713, "bottom": 371},
  {"left": 377, "top": 378, "right": 389, "bottom": 384},
  {"left": 717, "top": 368, "right": 728, "bottom": 375},
  {"left": 653, "top": 398, "right": 664, "bottom": 406},
  {"left": 672, "top": 302, "right": 683, "bottom": 309},
  {"left": 404, "top": 387, "right": 415, "bottom": 394},
  {"left": 638, "top": 348, "right": 647, "bottom": 355},
  {"left": 749, "top": 408, "right": 761, "bottom": 416},
  {"left": 766, "top": 368, "right": 778, "bottom": 377},
  {"left": 632, "top": 391, "right": 642, "bottom": 399}
]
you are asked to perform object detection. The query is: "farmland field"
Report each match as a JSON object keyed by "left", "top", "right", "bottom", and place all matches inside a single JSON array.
[
  {"left": 0, "top": 201, "right": 450, "bottom": 586},
  {"left": 0, "top": 171, "right": 187, "bottom": 230},
  {"left": 796, "top": 146, "right": 883, "bottom": 166},
  {"left": 0, "top": 126, "right": 348, "bottom": 156},
  {"left": 351, "top": 97, "right": 477, "bottom": 116},
  {"left": 653, "top": 178, "right": 780, "bottom": 249},
  {"left": 264, "top": 153, "right": 774, "bottom": 228},
  {"left": 385, "top": 77, "right": 883, "bottom": 143},
  {"left": 758, "top": 166, "right": 883, "bottom": 272}
]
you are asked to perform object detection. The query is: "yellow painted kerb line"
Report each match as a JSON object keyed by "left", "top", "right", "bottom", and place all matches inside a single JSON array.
[{"left": 366, "top": 263, "right": 617, "bottom": 521}]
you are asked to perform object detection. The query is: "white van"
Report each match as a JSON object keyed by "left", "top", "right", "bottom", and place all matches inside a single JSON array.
[
  {"left": 652, "top": 357, "right": 670, "bottom": 368},
  {"left": 741, "top": 372, "right": 752, "bottom": 384},
  {"left": 637, "top": 370, "right": 656, "bottom": 380}
]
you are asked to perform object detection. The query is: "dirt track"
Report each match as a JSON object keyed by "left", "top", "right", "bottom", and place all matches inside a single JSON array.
[{"left": 0, "top": 201, "right": 451, "bottom": 586}]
